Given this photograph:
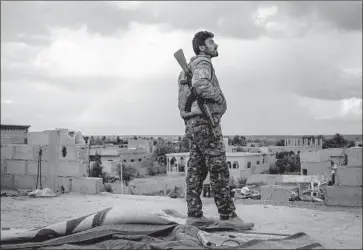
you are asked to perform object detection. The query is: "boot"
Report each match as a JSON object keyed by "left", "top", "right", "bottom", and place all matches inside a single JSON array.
[
  {"left": 219, "top": 215, "right": 254, "bottom": 230},
  {"left": 186, "top": 216, "right": 215, "bottom": 226}
]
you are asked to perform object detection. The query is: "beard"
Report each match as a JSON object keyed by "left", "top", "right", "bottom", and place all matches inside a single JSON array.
[{"left": 208, "top": 48, "right": 219, "bottom": 58}]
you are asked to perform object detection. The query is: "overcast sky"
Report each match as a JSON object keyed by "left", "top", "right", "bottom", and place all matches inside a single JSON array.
[{"left": 1, "top": 1, "right": 362, "bottom": 136}]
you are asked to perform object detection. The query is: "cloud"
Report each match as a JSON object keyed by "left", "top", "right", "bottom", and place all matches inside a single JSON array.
[
  {"left": 2, "top": 1, "right": 361, "bottom": 47},
  {"left": 1, "top": 2, "right": 362, "bottom": 135}
]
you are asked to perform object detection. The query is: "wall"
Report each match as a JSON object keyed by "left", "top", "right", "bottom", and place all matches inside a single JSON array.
[
  {"left": 346, "top": 148, "right": 362, "bottom": 167},
  {"left": 1, "top": 130, "right": 28, "bottom": 145},
  {"left": 300, "top": 148, "right": 345, "bottom": 163},
  {"left": 1, "top": 129, "right": 89, "bottom": 192},
  {"left": 246, "top": 174, "right": 320, "bottom": 185},
  {"left": 300, "top": 161, "right": 331, "bottom": 176}
]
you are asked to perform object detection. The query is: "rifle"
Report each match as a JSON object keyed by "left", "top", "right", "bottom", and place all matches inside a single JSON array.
[{"left": 174, "top": 49, "right": 217, "bottom": 139}]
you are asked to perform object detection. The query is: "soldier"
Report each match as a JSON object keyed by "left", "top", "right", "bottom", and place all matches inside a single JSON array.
[{"left": 177, "top": 31, "right": 254, "bottom": 229}]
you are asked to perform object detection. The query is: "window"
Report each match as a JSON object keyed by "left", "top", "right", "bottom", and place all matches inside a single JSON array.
[
  {"left": 232, "top": 161, "right": 239, "bottom": 169},
  {"left": 131, "top": 159, "right": 134, "bottom": 162},
  {"left": 247, "top": 162, "right": 251, "bottom": 169},
  {"left": 302, "top": 169, "right": 307, "bottom": 175},
  {"left": 227, "top": 162, "right": 232, "bottom": 169},
  {"left": 256, "top": 161, "right": 260, "bottom": 165},
  {"left": 138, "top": 158, "right": 142, "bottom": 161},
  {"left": 262, "top": 159, "right": 265, "bottom": 164}
]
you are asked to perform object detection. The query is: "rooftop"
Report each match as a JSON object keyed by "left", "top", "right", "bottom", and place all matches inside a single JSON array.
[
  {"left": 1, "top": 124, "right": 31, "bottom": 130},
  {"left": 166, "top": 152, "right": 263, "bottom": 157}
]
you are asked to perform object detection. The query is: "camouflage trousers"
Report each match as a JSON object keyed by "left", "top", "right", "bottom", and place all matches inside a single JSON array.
[{"left": 185, "top": 116, "right": 236, "bottom": 219}]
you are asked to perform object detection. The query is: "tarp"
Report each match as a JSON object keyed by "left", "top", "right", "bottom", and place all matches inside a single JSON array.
[{"left": 0, "top": 207, "right": 324, "bottom": 249}]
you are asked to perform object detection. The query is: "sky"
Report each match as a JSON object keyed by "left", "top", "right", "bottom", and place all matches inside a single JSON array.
[{"left": 1, "top": 1, "right": 362, "bottom": 136}]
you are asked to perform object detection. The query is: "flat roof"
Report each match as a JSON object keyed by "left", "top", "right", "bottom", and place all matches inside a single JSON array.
[
  {"left": 166, "top": 152, "right": 262, "bottom": 157},
  {"left": 1, "top": 124, "right": 31, "bottom": 130}
]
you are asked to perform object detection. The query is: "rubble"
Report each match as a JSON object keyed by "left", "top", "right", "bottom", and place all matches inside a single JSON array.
[{"left": 28, "top": 188, "right": 57, "bottom": 198}]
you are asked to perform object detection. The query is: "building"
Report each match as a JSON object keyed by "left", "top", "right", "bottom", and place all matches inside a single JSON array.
[
  {"left": 299, "top": 148, "right": 346, "bottom": 177},
  {"left": 1, "top": 124, "right": 31, "bottom": 145},
  {"left": 89, "top": 146, "right": 151, "bottom": 176},
  {"left": 355, "top": 140, "right": 362, "bottom": 147},
  {"left": 165, "top": 150, "right": 275, "bottom": 181},
  {"left": 127, "top": 139, "right": 153, "bottom": 153}
]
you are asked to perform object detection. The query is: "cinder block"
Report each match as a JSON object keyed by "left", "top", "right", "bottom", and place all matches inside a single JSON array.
[
  {"left": 13, "top": 145, "right": 36, "bottom": 160},
  {"left": 347, "top": 148, "right": 362, "bottom": 167},
  {"left": 260, "top": 184, "right": 298, "bottom": 202},
  {"left": 57, "top": 161, "right": 83, "bottom": 177},
  {"left": 14, "top": 175, "right": 35, "bottom": 190},
  {"left": 6, "top": 160, "right": 27, "bottom": 175},
  {"left": 1, "top": 146, "right": 14, "bottom": 159},
  {"left": 27, "top": 161, "right": 49, "bottom": 175},
  {"left": 1, "top": 160, "right": 7, "bottom": 174},
  {"left": 1, "top": 174, "right": 14, "bottom": 189},
  {"left": 336, "top": 166, "right": 362, "bottom": 187},
  {"left": 72, "top": 177, "right": 102, "bottom": 194},
  {"left": 325, "top": 186, "right": 362, "bottom": 207}
]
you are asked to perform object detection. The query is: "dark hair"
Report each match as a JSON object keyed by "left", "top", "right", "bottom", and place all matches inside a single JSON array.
[{"left": 192, "top": 31, "right": 214, "bottom": 55}]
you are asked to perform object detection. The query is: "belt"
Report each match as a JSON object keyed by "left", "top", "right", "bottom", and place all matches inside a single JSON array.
[{"left": 184, "top": 115, "right": 220, "bottom": 126}]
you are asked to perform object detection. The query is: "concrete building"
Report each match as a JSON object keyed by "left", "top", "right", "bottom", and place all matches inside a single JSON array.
[{"left": 1, "top": 124, "right": 31, "bottom": 145}]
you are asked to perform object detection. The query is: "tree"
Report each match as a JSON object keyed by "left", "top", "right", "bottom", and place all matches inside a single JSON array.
[
  {"left": 323, "top": 133, "right": 351, "bottom": 149},
  {"left": 231, "top": 135, "right": 246, "bottom": 146},
  {"left": 116, "top": 162, "right": 138, "bottom": 186},
  {"left": 151, "top": 142, "right": 175, "bottom": 160},
  {"left": 274, "top": 151, "right": 300, "bottom": 173},
  {"left": 116, "top": 136, "right": 122, "bottom": 144},
  {"left": 276, "top": 139, "right": 285, "bottom": 146},
  {"left": 236, "top": 146, "right": 247, "bottom": 152},
  {"left": 91, "top": 153, "right": 103, "bottom": 178},
  {"left": 90, "top": 136, "right": 95, "bottom": 145}
]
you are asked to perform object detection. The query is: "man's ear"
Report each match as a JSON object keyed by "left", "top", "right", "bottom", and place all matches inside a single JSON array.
[{"left": 199, "top": 45, "right": 206, "bottom": 52}]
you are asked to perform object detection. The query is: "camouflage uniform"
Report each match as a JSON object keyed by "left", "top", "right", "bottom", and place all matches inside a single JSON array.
[{"left": 178, "top": 55, "right": 236, "bottom": 219}]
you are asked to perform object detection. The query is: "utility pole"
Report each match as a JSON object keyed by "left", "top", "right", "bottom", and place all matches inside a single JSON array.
[{"left": 119, "top": 159, "right": 124, "bottom": 194}]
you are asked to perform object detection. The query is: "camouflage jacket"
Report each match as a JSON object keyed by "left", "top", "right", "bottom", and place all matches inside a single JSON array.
[{"left": 178, "top": 55, "right": 227, "bottom": 120}]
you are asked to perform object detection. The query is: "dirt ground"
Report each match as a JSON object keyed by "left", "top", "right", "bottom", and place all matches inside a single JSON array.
[{"left": 1, "top": 192, "right": 362, "bottom": 249}]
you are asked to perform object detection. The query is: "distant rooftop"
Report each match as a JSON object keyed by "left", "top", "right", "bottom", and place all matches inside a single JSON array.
[
  {"left": 166, "top": 152, "right": 263, "bottom": 157},
  {"left": 1, "top": 124, "right": 31, "bottom": 130}
]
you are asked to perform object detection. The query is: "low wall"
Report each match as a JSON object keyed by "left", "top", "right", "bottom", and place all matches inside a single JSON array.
[
  {"left": 246, "top": 174, "right": 320, "bottom": 185},
  {"left": 346, "top": 148, "right": 362, "bottom": 167},
  {"left": 325, "top": 186, "right": 362, "bottom": 207},
  {"left": 131, "top": 178, "right": 186, "bottom": 195}
]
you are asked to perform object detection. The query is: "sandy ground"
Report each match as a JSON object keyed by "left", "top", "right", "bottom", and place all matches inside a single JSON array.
[{"left": 1, "top": 193, "right": 362, "bottom": 249}]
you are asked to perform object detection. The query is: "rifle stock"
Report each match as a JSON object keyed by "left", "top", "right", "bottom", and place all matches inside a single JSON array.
[{"left": 174, "top": 49, "right": 217, "bottom": 139}]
